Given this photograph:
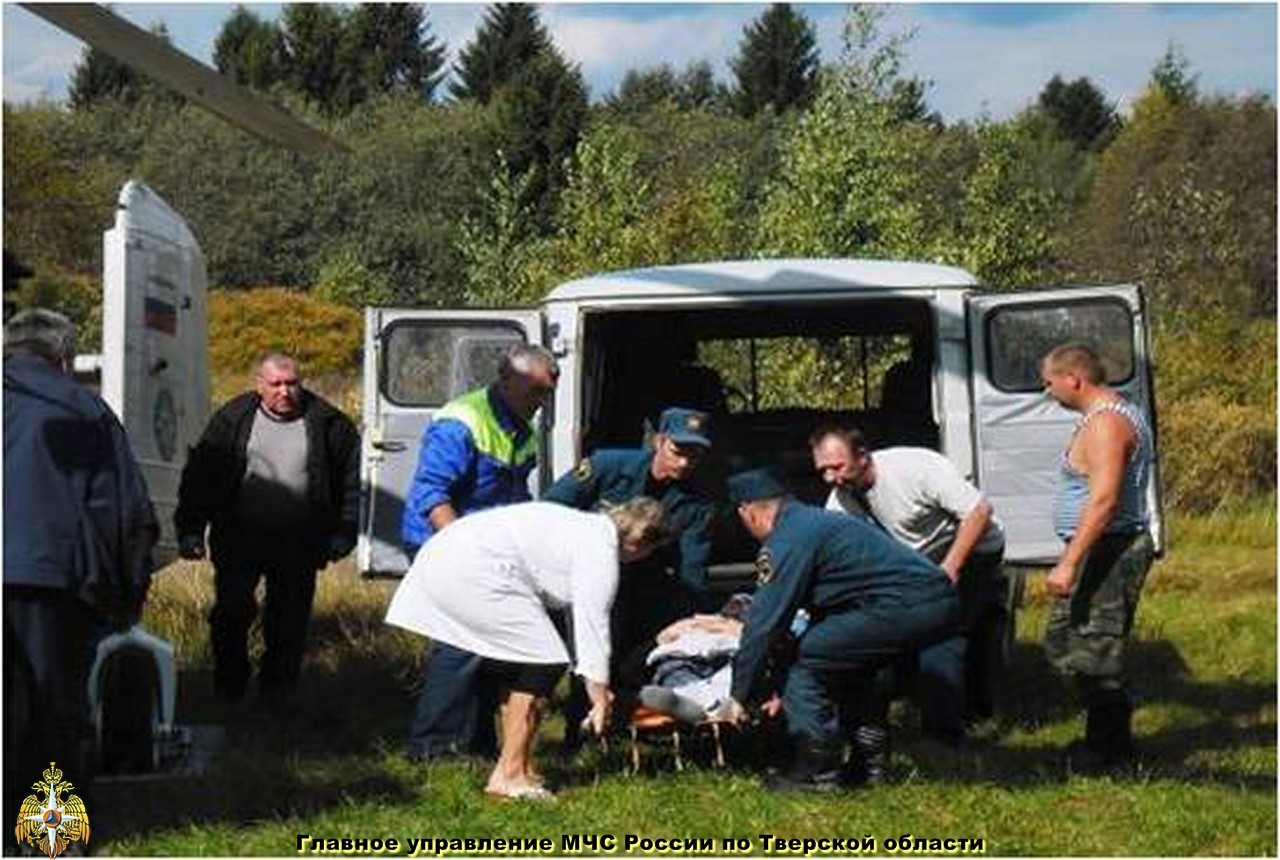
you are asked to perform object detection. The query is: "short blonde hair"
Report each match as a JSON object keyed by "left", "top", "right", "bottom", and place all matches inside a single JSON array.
[
  {"left": 603, "top": 496, "right": 674, "bottom": 552},
  {"left": 1042, "top": 343, "right": 1105, "bottom": 384}
]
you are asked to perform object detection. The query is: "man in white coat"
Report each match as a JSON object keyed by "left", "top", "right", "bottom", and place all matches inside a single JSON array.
[{"left": 385, "top": 498, "right": 671, "bottom": 800}]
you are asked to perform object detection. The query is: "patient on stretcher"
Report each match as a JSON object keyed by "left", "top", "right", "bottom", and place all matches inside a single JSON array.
[{"left": 635, "top": 593, "right": 752, "bottom": 724}]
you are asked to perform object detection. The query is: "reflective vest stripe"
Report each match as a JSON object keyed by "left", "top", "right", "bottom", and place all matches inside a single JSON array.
[{"left": 437, "top": 389, "right": 536, "bottom": 466}]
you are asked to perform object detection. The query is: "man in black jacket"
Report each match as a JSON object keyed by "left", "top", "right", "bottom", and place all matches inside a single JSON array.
[
  {"left": 176, "top": 352, "right": 359, "bottom": 703},
  {"left": 4, "top": 308, "right": 158, "bottom": 813}
]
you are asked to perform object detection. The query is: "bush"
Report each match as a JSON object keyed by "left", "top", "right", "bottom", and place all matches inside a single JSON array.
[
  {"left": 208, "top": 287, "right": 362, "bottom": 411},
  {"left": 1161, "top": 396, "right": 1274, "bottom": 513},
  {"left": 7, "top": 270, "right": 104, "bottom": 352},
  {"left": 1155, "top": 314, "right": 1275, "bottom": 513}
]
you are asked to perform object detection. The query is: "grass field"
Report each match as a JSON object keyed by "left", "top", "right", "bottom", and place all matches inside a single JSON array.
[{"left": 93, "top": 501, "right": 1276, "bottom": 856}]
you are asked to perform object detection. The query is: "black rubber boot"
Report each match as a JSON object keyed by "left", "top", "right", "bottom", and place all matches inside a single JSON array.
[
  {"left": 765, "top": 739, "right": 845, "bottom": 794},
  {"left": 1095, "top": 699, "right": 1136, "bottom": 760},
  {"left": 1070, "top": 699, "right": 1135, "bottom": 773},
  {"left": 841, "top": 725, "right": 889, "bottom": 787}
]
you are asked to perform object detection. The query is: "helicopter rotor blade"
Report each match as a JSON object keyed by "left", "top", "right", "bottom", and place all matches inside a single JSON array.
[{"left": 21, "top": 3, "right": 348, "bottom": 155}]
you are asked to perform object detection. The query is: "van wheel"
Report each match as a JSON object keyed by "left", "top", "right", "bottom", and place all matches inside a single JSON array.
[{"left": 96, "top": 646, "right": 158, "bottom": 774}]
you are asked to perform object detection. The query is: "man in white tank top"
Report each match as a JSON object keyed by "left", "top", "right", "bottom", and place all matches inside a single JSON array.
[{"left": 1040, "top": 343, "right": 1155, "bottom": 771}]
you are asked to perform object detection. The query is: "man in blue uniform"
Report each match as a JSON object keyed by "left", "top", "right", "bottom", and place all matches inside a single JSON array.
[
  {"left": 400, "top": 343, "right": 559, "bottom": 763},
  {"left": 542, "top": 407, "right": 717, "bottom": 744},
  {"left": 720, "top": 469, "right": 960, "bottom": 792},
  {"left": 4, "top": 309, "right": 157, "bottom": 814},
  {"left": 811, "top": 424, "right": 1008, "bottom": 744},
  {"left": 543, "top": 407, "right": 717, "bottom": 611}
]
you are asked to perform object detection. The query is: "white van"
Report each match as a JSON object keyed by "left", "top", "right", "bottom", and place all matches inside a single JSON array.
[{"left": 358, "top": 258, "right": 1163, "bottom": 586}]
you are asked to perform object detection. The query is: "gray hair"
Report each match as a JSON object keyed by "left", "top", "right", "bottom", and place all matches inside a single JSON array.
[
  {"left": 257, "top": 351, "right": 300, "bottom": 374},
  {"left": 603, "top": 496, "right": 674, "bottom": 552},
  {"left": 498, "top": 343, "right": 559, "bottom": 381},
  {"left": 4, "top": 308, "right": 77, "bottom": 366}
]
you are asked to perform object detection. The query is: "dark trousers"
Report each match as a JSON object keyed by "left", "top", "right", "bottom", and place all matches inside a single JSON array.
[
  {"left": 209, "top": 531, "right": 319, "bottom": 698},
  {"left": 787, "top": 592, "right": 960, "bottom": 747},
  {"left": 1045, "top": 532, "right": 1154, "bottom": 738},
  {"left": 912, "top": 550, "right": 1008, "bottom": 741},
  {"left": 4, "top": 588, "right": 97, "bottom": 817},
  {"left": 407, "top": 641, "right": 498, "bottom": 759}
]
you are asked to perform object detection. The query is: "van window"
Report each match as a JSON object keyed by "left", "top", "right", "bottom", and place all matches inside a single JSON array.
[
  {"left": 986, "top": 299, "right": 1134, "bottom": 393},
  {"left": 698, "top": 334, "right": 912, "bottom": 413},
  {"left": 381, "top": 322, "right": 524, "bottom": 407},
  {"left": 582, "top": 296, "right": 935, "bottom": 474}
]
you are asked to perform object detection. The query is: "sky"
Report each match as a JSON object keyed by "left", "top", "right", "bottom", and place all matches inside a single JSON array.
[{"left": 2, "top": 3, "right": 1275, "bottom": 123}]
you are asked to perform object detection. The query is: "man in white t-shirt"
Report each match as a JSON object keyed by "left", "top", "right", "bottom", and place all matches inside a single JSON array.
[{"left": 809, "top": 425, "right": 1007, "bottom": 744}]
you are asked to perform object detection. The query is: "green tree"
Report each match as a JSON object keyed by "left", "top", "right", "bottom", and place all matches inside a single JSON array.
[
  {"left": 69, "top": 44, "right": 143, "bottom": 108},
  {"left": 607, "top": 61, "right": 726, "bottom": 115},
  {"left": 459, "top": 156, "right": 552, "bottom": 306},
  {"left": 888, "top": 76, "right": 939, "bottom": 126},
  {"left": 554, "top": 124, "right": 657, "bottom": 275},
  {"left": 214, "top": 5, "right": 286, "bottom": 90},
  {"left": 607, "top": 65, "right": 681, "bottom": 114},
  {"left": 1037, "top": 74, "right": 1119, "bottom": 151},
  {"left": 68, "top": 22, "right": 182, "bottom": 108},
  {"left": 730, "top": 3, "right": 819, "bottom": 117},
  {"left": 450, "top": 3, "right": 550, "bottom": 103},
  {"left": 335, "top": 4, "right": 447, "bottom": 109},
  {"left": 1151, "top": 43, "right": 1199, "bottom": 105},
  {"left": 280, "top": 3, "right": 345, "bottom": 109},
  {"left": 2, "top": 105, "right": 107, "bottom": 272},
  {"left": 932, "top": 118, "right": 1064, "bottom": 288},
  {"left": 1063, "top": 76, "right": 1275, "bottom": 321},
  {"left": 675, "top": 61, "right": 723, "bottom": 111},
  {"left": 314, "top": 99, "right": 491, "bottom": 305},
  {"left": 313, "top": 247, "right": 397, "bottom": 308},
  {"left": 487, "top": 50, "right": 589, "bottom": 230},
  {"left": 753, "top": 5, "right": 924, "bottom": 256}
]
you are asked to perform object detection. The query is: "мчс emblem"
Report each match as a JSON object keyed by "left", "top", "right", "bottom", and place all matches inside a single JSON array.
[
  {"left": 14, "top": 762, "right": 90, "bottom": 859},
  {"left": 573, "top": 458, "right": 593, "bottom": 481},
  {"left": 755, "top": 548, "right": 774, "bottom": 585}
]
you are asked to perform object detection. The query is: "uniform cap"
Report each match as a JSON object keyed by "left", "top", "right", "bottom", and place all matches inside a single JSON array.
[
  {"left": 726, "top": 468, "right": 788, "bottom": 504},
  {"left": 658, "top": 407, "right": 712, "bottom": 448}
]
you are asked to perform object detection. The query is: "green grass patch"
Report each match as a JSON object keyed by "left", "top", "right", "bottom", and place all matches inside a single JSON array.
[{"left": 95, "top": 509, "right": 1277, "bottom": 856}]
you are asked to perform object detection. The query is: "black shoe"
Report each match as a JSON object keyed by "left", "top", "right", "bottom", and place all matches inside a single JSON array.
[
  {"left": 765, "top": 768, "right": 843, "bottom": 794},
  {"left": 1064, "top": 738, "right": 1136, "bottom": 775},
  {"left": 766, "top": 738, "right": 845, "bottom": 793},
  {"left": 842, "top": 724, "right": 889, "bottom": 786}
]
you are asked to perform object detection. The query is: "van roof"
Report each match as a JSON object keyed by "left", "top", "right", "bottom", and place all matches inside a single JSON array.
[{"left": 545, "top": 258, "right": 979, "bottom": 303}]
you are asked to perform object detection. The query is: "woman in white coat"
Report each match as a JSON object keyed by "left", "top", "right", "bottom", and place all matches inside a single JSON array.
[{"left": 385, "top": 497, "right": 671, "bottom": 799}]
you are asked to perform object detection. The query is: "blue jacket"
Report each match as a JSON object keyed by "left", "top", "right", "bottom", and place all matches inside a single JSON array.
[
  {"left": 3, "top": 354, "right": 157, "bottom": 618},
  {"left": 401, "top": 385, "right": 537, "bottom": 551},
  {"left": 542, "top": 448, "right": 716, "bottom": 607},
  {"left": 730, "top": 501, "right": 955, "bottom": 702}
]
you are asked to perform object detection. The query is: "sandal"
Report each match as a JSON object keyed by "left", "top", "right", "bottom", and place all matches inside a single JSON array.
[{"left": 485, "top": 783, "right": 556, "bottom": 802}]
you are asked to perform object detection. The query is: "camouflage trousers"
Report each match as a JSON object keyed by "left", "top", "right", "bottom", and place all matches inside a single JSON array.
[{"left": 1044, "top": 532, "right": 1154, "bottom": 706}]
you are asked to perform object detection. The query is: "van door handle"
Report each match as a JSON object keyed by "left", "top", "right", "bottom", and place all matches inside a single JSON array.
[{"left": 372, "top": 441, "right": 407, "bottom": 452}]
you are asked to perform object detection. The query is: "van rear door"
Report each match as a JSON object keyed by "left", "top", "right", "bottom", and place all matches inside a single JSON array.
[
  {"left": 359, "top": 309, "right": 543, "bottom": 576},
  {"left": 967, "top": 286, "right": 1163, "bottom": 565},
  {"left": 101, "top": 181, "right": 209, "bottom": 568}
]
